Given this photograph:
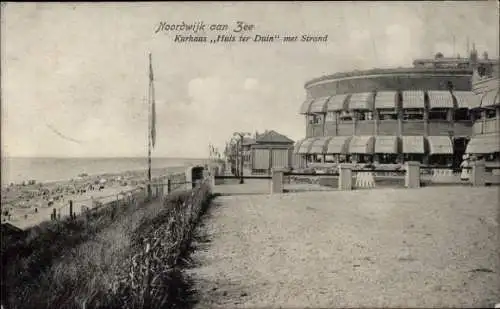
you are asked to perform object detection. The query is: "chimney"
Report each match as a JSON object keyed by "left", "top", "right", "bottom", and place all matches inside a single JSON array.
[{"left": 469, "top": 42, "right": 478, "bottom": 68}]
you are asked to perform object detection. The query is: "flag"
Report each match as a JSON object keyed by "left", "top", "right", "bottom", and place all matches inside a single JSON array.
[{"left": 149, "top": 53, "right": 156, "bottom": 148}]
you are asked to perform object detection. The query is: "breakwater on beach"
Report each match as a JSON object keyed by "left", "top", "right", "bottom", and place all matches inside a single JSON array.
[{"left": 1, "top": 157, "right": 206, "bottom": 185}]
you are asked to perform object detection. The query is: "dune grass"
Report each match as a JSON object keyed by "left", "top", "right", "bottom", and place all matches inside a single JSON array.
[{"left": 1, "top": 181, "right": 213, "bottom": 309}]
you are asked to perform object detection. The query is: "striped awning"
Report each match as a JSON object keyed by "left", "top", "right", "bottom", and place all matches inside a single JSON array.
[
  {"left": 308, "top": 136, "right": 333, "bottom": 154},
  {"left": 374, "top": 136, "right": 399, "bottom": 154},
  {"left": 326, "top": 94, "right": 348, "bottom": 111},
  {"left": 453, "top": 91, "right": 481, "bottom": 109},
  {"left": 466, "top": 134, "right": 500, "bottom": 154},
  {"left": 348, "top": 92, "right": 374, "bottom": 110},
  {"left": 374, "top": 91, "right": 397, "bottom": 109},
  {"left": 427, "top": 91, "right": 454, "bottom": 109},
  {"left": 297, "top": 137, "right": 319, "bottom": 154},
  {"left": 326, "top": 136, "right": 352, "bottom": 154},
  {"left": 293, "top": 139, "right": 305, "bottom": 154},
  {"left": 348, "top": 136, "right": 375, "bottom": 154},
  {"left": 401, "top": 136, "right": 425, "bottom": 154},
  {"left": 309, "top": 96, "right": 331, "bottom": 113},
  {"left": 427, "top": 136, "right": 453, "bottom": 154},
  {"left": 481, "top": 90, "right": 500, "bottom": 107},
  {"left": 299, "top": 98, "right": 314, "bottom": 114},
  {"left": 402, "top": 90, "right": 425, "bottom": 109}
]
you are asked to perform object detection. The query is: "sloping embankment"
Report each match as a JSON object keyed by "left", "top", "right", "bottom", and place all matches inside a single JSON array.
[{"left": 1, "top": 181, "right": 214, "bottom": 309}]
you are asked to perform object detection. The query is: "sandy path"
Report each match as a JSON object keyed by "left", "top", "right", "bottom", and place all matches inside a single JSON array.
[{"left": 190, "top": 187, "right": 500, "bottom": 308}]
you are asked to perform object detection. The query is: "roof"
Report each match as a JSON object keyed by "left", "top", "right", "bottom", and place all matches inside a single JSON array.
[
  {"left": 304, "top": 67, "right": 473, "bottom": 89},
  {"left": 255, "top": 130, "right": 294, "bottom": 144},
  {"left": 242, "top": 137, "right": 256, "bottom": 146}
]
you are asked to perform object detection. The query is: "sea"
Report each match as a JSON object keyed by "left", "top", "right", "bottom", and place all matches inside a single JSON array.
[{"left": 1, "top": 157, "right": 207, "bottom": 185}]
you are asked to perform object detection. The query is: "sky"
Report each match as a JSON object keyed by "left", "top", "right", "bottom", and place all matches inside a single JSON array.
[{"left": 1, "top": 1, "right": 499, "bottom": 158}]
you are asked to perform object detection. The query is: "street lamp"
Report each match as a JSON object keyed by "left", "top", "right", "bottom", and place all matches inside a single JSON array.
[
  {"left": 233, "top": 132, "right": 251, "bottom": 184},
  {"left": 228, "top": 137, "right": 239, "bottom": 177}
]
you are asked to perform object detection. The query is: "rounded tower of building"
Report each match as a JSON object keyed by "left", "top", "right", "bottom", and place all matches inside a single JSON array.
[{"left": 293, "top": 52, "right": 499, "bottom": 169}]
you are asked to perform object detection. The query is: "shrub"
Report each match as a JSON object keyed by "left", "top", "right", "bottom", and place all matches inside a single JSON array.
[{"left": 1, "top": 181, "right": 213, "bottom": 309}]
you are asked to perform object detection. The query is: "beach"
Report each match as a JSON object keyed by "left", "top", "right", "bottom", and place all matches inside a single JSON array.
[{"left": 1, "top": 157, "right": 206, "bottom": 230}]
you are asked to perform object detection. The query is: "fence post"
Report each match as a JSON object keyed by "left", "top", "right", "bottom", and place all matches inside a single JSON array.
[
  {"left": 69, "top": 200, "right": 73, "bottom": 219},
  {"left": 405, "top": 161, "right": 421, "bottom": 188},
  {"left": 338, "top": 164, "right": 353, "bottom": 190},
  {"left": 470, "top": 160, "right": 486, "bottom": 186},
  {"left": 270, "top": 168, "right": 284, "bottom": 194},
  {"left": 209, "top": 174, "right": 216, "bottom": 190}
]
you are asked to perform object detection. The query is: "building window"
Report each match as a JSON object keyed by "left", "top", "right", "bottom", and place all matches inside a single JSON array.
[
  {"left": 339, "top": 111, "right": 353, "bottom": 121},
  {"left": 403, "top": 108, "right": 424, "bottom": 120},
  {"left": 477, "top": 64, "right": 493, "bottom": 78},
  {"left": 428, "top": 155, "right": 452, "bottom": 166},
  {"left": 326, "top": 111, "right": 336, "bottom": 121},
  {"left": 470, "top": 109, "right": 482, "bottom": 120},
  {"left": 454, "top": 108, "right": 469, "bottom": 121},
  {"left": 354, "top": 111, "right": 373, "bottom": 121},
  {"left": 314, "top": 155, "right": 322, "bottom": 163},
  {"left": 428, "top": 109, "right": 448, "bottom": 120},
  {"left": 404, "top": 154, "right": 424, "bottom": 163},
  {"left": 486, "top": 109, "right": 496, "bottom": 119},
  {"left": 308, "top": 115, "right": 322, "bottom": 124},
  {"left": 376, "top": 154, "right": 399, "bottom": 164},
  {"left": 378, "top": 109, "right": 397, "bottom": 120}
]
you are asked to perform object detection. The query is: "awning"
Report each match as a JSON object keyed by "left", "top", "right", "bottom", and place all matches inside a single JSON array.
[
  {"left": 309, "top": 96, "right": 331, "bottom": 113},
  {"left": 374, "top": 91, "right": 397, "bottom": 109},
  {"left": 402, "top": 90, "right": 425, "bottom": 109},
  {"left": 480, "top": 90, "right": 500, "bottom": 107},
  {"left": 427, "top": 91, "right": 454, "bottom": 109},
  {"left": 453, "top": 91, "right": 481, "bottom": 109},
  {"left": 348, "top": 92, "right": 374, "bottom": 110},
  {"left": 299, "top": 98, "right": 314, "bottom": 114},
  {"left": 348, "top": 136, "right": 375, "bottom": 154},
  {"left": 326, "top": 94, "right": 348, "bottom": 111},
  {"left": 297, "top": 137, "right": 319, "bottom": 154},
  {"left": 308, "top": 136, "right": 333, "bottom": 154},
  {"left": 374, "top": 136, "right": 399, "bottom": 154},
  {"left": 427, "top": 136, "right": 453, "bottom": 154},
  {"left": 293, "top": 139, "right": 305, "bottom": 154},
  {"left": 401, "top": 136, "right": 425, "bottom": 154},
  {"left": 466, "top": 134, "right": 500, "bottom": 154},
  {"left": 326, "top": 136, "right": 352, "bottom": 154}
]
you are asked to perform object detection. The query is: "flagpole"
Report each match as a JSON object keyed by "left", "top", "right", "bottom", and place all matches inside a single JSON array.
[{"left": 147, "top": 52, "right": 153, "bottom": 200}]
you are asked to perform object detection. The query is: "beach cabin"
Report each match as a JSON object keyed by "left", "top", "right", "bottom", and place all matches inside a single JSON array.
[{"left": 251, "top": 130, "right": 295, "bottom": 175}]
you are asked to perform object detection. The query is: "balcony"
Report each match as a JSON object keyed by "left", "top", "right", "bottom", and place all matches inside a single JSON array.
[
  {"left": 484, "top": 118, "right": 499, "bottom": 134},
  {"left": 377, "top": 120, "right": 398, "bottom": 135},
  {"left": 428, "top": 120, "right": 451, "bottom": 136},
  {"left": 337, "top": 121, "right": 354, "bottom": 136},
  {"left": 472, "top": 121, "right": 483, "bottom": 135},
  {"left": 324, "top": 121, "right": 337, "bottom": 136},
  {"left": 453, "top": 120, "right": 473, "bottom": 137},
  {"left": 402, "top": 120, "right": 425, "bottom": 135},
  {"left": 355, "top": 120, "right": 375, "bottom": 135}
]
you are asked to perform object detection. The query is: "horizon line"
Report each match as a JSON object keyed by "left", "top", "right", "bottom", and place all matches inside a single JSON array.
[{"left": 2, "top": 155, "right": 209, "bottom": 160}]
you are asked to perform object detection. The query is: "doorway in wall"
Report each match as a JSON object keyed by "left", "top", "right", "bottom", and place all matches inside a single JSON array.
[{"left": 453, "top": 137, "right": 468, "bottom": 169}]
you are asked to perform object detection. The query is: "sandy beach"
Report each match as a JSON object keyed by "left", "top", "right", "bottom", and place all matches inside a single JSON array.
[
  {"left": 190, "top": 186, "right": 500, "bottom": 308},
  {"left": 0, "top": 166, "right": 186, "bottom": 230}
]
